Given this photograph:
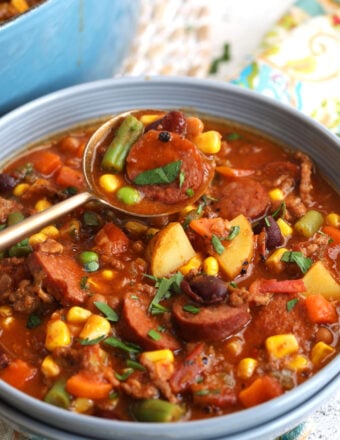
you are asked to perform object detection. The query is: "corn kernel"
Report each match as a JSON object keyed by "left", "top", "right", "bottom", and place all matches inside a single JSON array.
[
  {"left": 225, "top": 339, "right": 243, "bottom": 356},
  {"left": 146, "top": 227, "right": 159, "bottom": 237},
  {"left": 311, "top": 341, "right": 335, "bottom": 366},
  {"left": 2, "top": 317, "right": 14, "bottom": 328},
  {"left": 269, "top": 188, "right": 284, "bottom": 201},
  {"left": 72, "top": 397, "right": 94, "bottom": 414},
  {"left": 237, "top": 358, "right": 258, "bottom": 379},
  {"left": 41, "top": 355, "right": 60, "bottom": 377},
  {"left": 67, "top": 306, "right": 92, "bottom": 325},
  {"left": 40, "top": 225, "right": 59, "bottom": 238},
  {"left": 266, "top": 247, "right": 289, "bottom": 272},
  {"left": 101, "top": 270, "right": 116, "bottom": 281},
  {"left": 140, "top": 349, "right": 174, "bottom": 364},
  {"left": 99, "top": 174, "right": 121, "bottom": 193},
  {"left": 140, "top": 114, "right": 163, "bottom": 125},
  {"left": 325, "top": 213, "right": 340, "bottom": 228},
  {"left": 13, "top": 183, "right": 30, "bottom": 197},
  {"left": 45, "top": 319, "right": 71, "bottom": 351},
  {"left": 180, "top": 205, "right": 196, "bottom": 216},
  {"left": 29, "top": 232, "right": 48, "bottom": 246},
  {"left": 35, "top": 199, "right": 52, "bottom": 212},
  {"left": 179, "top": 253, "right": 202, "bottom": 275},
  {"left": 265, "top": 334, "right": 299, "bottom": 359},
  {"left": 124, "top": 221, "right": 148, "bottom": 235},
  {"left": 79, "top": 314, "right": 111, "bottom": 341},
  {"left": 0, "top": 306, "right": 12, "bottom": 317},
  {"left": 286, "top": 354, "right": 311, "bottom": 372},
  {"left": 193, "top": 131, "right": 222, "bottom": 154},
  {"left": 11, "top": 0, "right": 29, "bottom": 13},
  {"left": 277, "top": 219, "right": 293, "bottom": 238},
  {"left": 203, "top": 256, "right": 219, "bottom": 276}
]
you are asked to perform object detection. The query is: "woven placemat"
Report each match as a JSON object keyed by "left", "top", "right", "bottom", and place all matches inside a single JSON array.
[{"left": 119, "top": 0, "right": 212, "bottom": 77}]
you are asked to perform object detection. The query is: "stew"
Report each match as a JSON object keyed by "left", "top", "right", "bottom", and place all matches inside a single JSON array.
[
  {"left": 0, "top": 0, "right": 43, "bottom": 23},
  {"left": 0, "top": 110, "right": 339, "bottom": 422}
]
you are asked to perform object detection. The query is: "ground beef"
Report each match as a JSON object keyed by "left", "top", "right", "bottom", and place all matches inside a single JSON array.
[{"left": 0, "top": 196, "right": 23, "bottom": 223}]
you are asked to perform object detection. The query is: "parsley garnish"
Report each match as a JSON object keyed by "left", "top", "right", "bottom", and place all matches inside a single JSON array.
[
  {"left": 26, "top": 313, "right": 42, "bottom": 329},
  {"left": 126, "top": 359, "right": 146, "bottom": 371},
  {"left": 227, "top": 133, "right": 242, "bottom": 141},
  {"left": 209, "top": 43, "right": 230, "bottom": 74},
  {"left": 105, "top": 337, "right": 141, "bottom": 354},
  {"left": 183, "top": 304, "right": 200, "bottom": 314},
  {"left": 286, "top": 298, "right": 299, "bottom": 312},
  {"left": 133, "top": 160, "right": 182, "bottom": 185},
  {"left": 179, "top": 170, "right": 185, "bottom": 188},
  {"left": 115, "top": 368, "right": 134, "bottom": 381},
  {"left": 146, "top": 272, "right": 183, "bottom": 314},
  {"left": 211, "top": 234, "right": 225, "bottom": 255},
  {"left": 272, "top": 201, "right": 287, "bottom": 219},
  {"left": 94, "top": 301, "right": 119, "bottom": 322},
  {"left": 227, "top": 225, "right": 240, "bottom": 240},
  {"left": 78, "top": 335, "right": 106, "bottom": 345},
  {"left": 148, "top": 329, "right": 162, "bottom": 341},
  {"left": 80, "top": 276, "right": 89, "bottom": 290},
  {"left": 186, "top": 188, "right": 195, "bottom": 197},
  {"left": 281, "top": 251, "right": 312, "bottom": 274}
]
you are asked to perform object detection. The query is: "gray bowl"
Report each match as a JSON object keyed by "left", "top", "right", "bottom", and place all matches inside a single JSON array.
[{"left": 0, "top": 77, "right": 339, "bottom": 440}]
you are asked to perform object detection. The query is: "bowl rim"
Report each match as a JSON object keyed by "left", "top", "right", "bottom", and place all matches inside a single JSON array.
[{"left": 0, "top": 75, "right": 339, "bottom": 439}]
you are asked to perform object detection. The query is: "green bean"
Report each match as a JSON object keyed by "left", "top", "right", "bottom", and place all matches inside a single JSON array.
[
  {"left": 131, "top": 399, "right": 185, "bottom": 422},
  {"left": 101, "top": 115, "right": 144, "bottom": 172},
  {"left": 44, "top": 379, "right": 70, "bottom": 409},
  {"left": 117, "top": 186, "right": 141, "bottom": 205},
  {"left": 7, "top": 211, "right": 25, "bottom": 226},
  {"left": 294, "top": 210, "right": 324, "bottom": 238}
]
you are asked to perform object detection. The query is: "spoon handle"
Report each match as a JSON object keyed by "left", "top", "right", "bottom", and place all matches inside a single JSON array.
[{"left": 0, "top": 191, "right": 94, "bottom": 252}]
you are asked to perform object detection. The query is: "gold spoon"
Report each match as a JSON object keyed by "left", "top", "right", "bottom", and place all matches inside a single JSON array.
[{"left": 0, "top": 111, "right": 214, "bottom": 252}]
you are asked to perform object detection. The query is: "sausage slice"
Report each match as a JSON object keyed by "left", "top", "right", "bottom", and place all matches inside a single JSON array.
[
  {"left": 126, "top": 130, "right": 212, "bottom": 204},
  {"left": 120, "top": 295, "right": 181, "bottom": 351},
  {"left": 214, "top": 178, "right": 269, "bottom": 220},
  {"left": 172, "top": 296, "right": 251, "bottom": 342}
]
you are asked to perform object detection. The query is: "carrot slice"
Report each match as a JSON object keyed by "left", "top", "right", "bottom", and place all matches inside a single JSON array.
[
  {"left": 55, "top": 165, "right": 84, "bottom": 189},
  {"left": 239, "top": 375, "right": 283, "bottom": 408},
  {"left": 33, "top": 151, "right": 62, "bottom": 176},
  {"left": 215, "top": 166, "right": 254, "bottom": 178},
  {"left": 323, "top": 226, "right": 340, "bottom": 245},
  {"left": 1, "top": 359, "right": 37, "bottom": 389},
  {"left": 305, "top": 294, "right": 337, "bottom": 324},
  {"left": 66, "top": 371, "right": 112, "bottom": 399}
]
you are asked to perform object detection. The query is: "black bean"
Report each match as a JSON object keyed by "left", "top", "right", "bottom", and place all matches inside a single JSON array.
[{"left": 265, "top": 216, "right": 283, "bottom": 249}]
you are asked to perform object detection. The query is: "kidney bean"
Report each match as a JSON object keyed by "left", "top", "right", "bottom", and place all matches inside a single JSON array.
[
  {"left": 265, "top": 216, "right": 283, "bottom": 249},
  {"left": 145, "top": 111, "right": 187, "bottom": 135},
  {"left": 181, "top": 275, "right": 228, "bottom": 305},
  {"left": 0, "top": 173, "right": 17, "bottom": 192}
]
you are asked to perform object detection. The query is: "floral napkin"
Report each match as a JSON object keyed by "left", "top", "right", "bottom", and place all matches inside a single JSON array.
[{"left": 231, "top": 0, "right": 340, "bottom": 136}]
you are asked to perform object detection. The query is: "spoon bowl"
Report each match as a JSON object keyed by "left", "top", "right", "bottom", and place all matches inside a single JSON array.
[{"left": 0, "top": 110, "right": 214, "bottom": 251}]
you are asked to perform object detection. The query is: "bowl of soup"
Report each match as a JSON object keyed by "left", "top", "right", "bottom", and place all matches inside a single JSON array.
[
  {"left": 0, "top": 0, "right": 139, "bottom": 115},
  {"left": 0, "top": 77, "right": 339, "bottom": 439}
]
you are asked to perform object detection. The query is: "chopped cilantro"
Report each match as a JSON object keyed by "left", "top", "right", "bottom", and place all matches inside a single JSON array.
[
  {"left": 26, "top": 313, "right": 42, "bottom": 329},
  {"left": 133, "top": 160, "right": 182, "bottom": 185},
  {"left": 211, "top": 234, "right": 225, "bottom": 255},
  {"left": 286, "top": 298, "right": 299, "bottom": 312},
  {"left": 94, "top": 301, "right": 119, "bottom": 322},
  {"left": 78, "top": 335, "right": 106, "bottom": 345},
  {"left": 281, "top": 251, "right": 312, "bottom": 274},
  {"left": 227, "top": 225, "right": 240, "bottom": 240},
  {"left": 183, "top": 304, "right": 200, "bottom": 314},
  {"left": 148, "top": 329, "right": 161, "bottom": 341}
]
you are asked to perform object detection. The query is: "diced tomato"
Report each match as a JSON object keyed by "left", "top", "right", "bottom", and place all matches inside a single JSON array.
[
  {"left": 250, "top": 278, "right": 306, "bottom": 294},
  {"left": 305, "top": 294, "right": 338, "bottom": 324},
  {"left": 94, "top": 223, "right": 129, "bottom": 255},
  {"left": 170, "top": 343, "right": 206, "bottom": 393},
  {"left": 189, "top": 217, "right": 230, "bottom": 239},
  {"left": 239, "top": 375, "right": 283, "bottom": 408}
]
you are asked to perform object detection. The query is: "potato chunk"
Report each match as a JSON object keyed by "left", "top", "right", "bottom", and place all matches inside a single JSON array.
[
  {"left": 149, "top": 222, "right": 196, "bottom": 278},
  {"left": 303, "top": 261, "right": 340, "bottom": 299},
  {"left": 216, "top": 214, "right": 254, "bottom": 279}
]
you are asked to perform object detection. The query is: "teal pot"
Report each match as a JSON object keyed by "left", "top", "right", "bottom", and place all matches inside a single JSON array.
[{"left": 0, "top": 0, "right": 139, "bottom": 115}]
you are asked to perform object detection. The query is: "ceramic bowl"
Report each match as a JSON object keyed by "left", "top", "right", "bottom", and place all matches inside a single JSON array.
[
  {"left": 0, "top": 0, "right": 139, "bottom": 115},
  {"left": 0, "top": 77, "right": 339, "bottom": 440}
]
